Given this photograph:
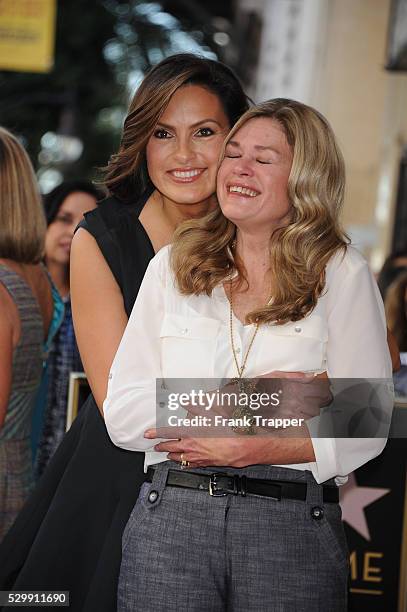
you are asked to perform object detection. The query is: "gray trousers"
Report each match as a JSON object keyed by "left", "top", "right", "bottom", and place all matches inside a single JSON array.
[{"left": 118, "top": 462, "right": 349, "bottom": 612}]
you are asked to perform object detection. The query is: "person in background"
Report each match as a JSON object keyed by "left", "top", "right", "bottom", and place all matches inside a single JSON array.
[
  {"left": 0, "top": 127, "right": 61, "bottom": 540},
  {"left": 375, "top": 249, "right": 405, "bottom": 372},
  {"left": 385, "top": 271, "right": 407, "bottom": 397},
  {"left": 33, "top": 181, "right": 99, "bottom": 476},
  {"left": 377, "top": 246, "right": 407, "bottom": 299}
]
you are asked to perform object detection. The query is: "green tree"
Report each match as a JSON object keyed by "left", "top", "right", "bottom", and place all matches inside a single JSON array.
[{"left": 0, "top": 0, "right": 233, "bottom": 189}]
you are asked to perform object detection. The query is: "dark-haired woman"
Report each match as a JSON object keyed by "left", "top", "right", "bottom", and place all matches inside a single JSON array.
[
  {"left": 0, "top": 54, "right": 250, "bottom": 612},
  {"left": 33, "top": 182, "right": 98, "bottom": 476}
]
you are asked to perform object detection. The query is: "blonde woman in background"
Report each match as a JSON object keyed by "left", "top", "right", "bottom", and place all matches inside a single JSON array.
[{"left": 0, "top": 127, "right": 62, "bottom": 540}]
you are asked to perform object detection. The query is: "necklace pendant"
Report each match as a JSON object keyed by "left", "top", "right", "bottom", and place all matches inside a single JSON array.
[{"left": 229, "top": 280, "right": 260, "bottom": 381}]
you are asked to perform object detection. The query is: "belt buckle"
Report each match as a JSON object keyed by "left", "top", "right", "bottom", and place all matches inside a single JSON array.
[{"left": 209, "top": 472, "right": 229, "bottom": 497}]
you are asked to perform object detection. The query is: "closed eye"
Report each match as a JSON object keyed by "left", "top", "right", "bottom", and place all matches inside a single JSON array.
[{"left": 257, "top": 159, "right": 272, "bottom": 164}]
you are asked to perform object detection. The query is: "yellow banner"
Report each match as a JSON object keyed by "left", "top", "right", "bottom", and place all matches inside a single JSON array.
[{"left": 0, "top": 0, "right": 56, "bottom": 73}]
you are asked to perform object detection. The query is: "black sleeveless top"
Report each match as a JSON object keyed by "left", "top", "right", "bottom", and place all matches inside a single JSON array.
[{"left": 0, "top": 193, "right": 155, "bottom": 612}]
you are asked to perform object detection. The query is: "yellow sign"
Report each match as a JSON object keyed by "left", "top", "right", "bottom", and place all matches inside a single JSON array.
[{"left": 0, "top": 0, "right": 56, "bottom": 73}]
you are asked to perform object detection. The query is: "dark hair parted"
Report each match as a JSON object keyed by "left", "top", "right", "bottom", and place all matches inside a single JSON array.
[
  {"left": 104, "top": 53, "right": 249, "bottom": 203},
  {"left": 43, "top": 180, "right": 100, "bottom": 225},
  {"left": 171, "top": 98, "right": 349, "bottom": 326}
]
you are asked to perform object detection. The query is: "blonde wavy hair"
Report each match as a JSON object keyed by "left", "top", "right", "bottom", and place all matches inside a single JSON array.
[
  {"left": 0, "top": 127, "right": 46, "bottom": 263},
  {"left": 171, "top": 98, "right": 349, "bottom": 325}
]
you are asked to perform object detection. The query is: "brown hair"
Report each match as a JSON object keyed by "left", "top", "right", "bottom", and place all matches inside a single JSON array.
[
  {"left": 171, "top": 98, "right": 349, "bottom": 325},
  {"left": 103, "top": 53, "right": 249, "bottom": 203},
  {"left": 0, "top": 127, "right": 46, "bottom": 263},
  {"left": 385, "top": 271, "right": 407, "bottom": 352}
]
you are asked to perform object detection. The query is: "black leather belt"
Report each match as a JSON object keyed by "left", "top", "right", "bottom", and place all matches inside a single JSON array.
[{"left": 146, "top": 467, "right": 339, "bottom": 503}]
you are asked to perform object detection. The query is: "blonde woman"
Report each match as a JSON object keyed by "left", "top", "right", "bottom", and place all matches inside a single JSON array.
[
  {"left": 0, "top": 127, "right": 62, "bottom": 540},
  {"left": 104, "top": 99, "right": 392, "bottom": 611}
]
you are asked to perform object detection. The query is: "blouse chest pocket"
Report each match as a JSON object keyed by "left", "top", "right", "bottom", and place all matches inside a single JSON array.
[
  {"left": 159, "top": 313, "right": 220, "bottom": 378},
  {"left": 265, "top": 314, "right": 327, "bottom": 372}
]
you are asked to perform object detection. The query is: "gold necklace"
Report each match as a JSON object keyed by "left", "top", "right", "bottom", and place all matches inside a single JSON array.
[
  {"left": 228, "top": 280, "right": 260, "bottom": 435},
  {"left": 228, "top": 280, "right": 260, "bottom": 379}
]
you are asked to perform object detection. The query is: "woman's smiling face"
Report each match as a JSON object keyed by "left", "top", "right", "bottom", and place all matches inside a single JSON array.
[
  {"left": 217, "top": 117, "right": 294, "bottom": 233},
  {"left": 146, "top": 84, "right": 230, "bottom": 209},
  {"left": 45, "top": 191, "right": 97, "bottom": 266}
]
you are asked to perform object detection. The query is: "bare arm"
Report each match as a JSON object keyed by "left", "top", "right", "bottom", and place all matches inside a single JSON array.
[
  {"left": 0, "top": 286, "right": 15, "bottom": 429},
  {"left": 70, "top": 228, "right": 128, "bottom": 413}
]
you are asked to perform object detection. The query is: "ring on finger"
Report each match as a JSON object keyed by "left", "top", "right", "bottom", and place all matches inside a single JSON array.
[{"left": 180, "top": 453, "right": 190, "bottom": 469}]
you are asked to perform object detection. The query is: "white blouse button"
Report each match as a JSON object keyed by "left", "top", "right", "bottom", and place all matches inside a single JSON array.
[
  {"left": 235, "top": 347, "right": 241, "bottom": 354},
  {"left": 181, "top": 328, "right": 188, "bottom": 334},
  {"left": 294, "top": 326, "right": 302, "bottom": 333}
]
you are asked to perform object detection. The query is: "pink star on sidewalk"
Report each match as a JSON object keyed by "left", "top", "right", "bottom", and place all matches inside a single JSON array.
[{"left": 339, "top": 473, "right": 390, "bottom": 541}]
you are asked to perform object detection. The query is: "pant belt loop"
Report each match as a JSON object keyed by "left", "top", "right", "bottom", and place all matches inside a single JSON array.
[
  {"left": 144, "top": 462, "right": 171, "bottom": 509},
  {"left": 240, "top": 475, "right": 247, "bottom": 497},
  {"left": 305, "top": 470, "right": 324, "bottom": 518}
]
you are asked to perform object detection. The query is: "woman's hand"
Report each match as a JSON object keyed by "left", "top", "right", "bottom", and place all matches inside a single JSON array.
[
  {"left": 144, "top": 371, "right": 327, "bottom": 467},
  {"left": 144, "top": 433, "right": 244, "bottom": 468},
  {"left": 144, "top": 430, "right": 315, "bottom": 468},
  {"left": 180, "top": 370, "right": 330, "bottom": 426},
  {"left": 257, "top": 370, "right": 331, "bottom": 421}
]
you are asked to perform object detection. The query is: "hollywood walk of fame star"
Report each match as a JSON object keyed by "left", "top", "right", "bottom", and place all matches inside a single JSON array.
[{"left": 339, "top": 473, "right": 390, "bottom": 540}]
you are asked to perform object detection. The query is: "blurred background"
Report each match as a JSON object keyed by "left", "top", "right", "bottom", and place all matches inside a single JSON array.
[
  {"left": 1, "top": 0, "right": 407, "bottom": 270},
  {"left": 1, "top": 2, "right": 407, "bottom": 610}
]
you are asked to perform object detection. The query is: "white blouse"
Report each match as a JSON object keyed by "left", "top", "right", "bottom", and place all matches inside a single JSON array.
[{"left": 103, "top": 245, "right": 393, "bottom": 484}]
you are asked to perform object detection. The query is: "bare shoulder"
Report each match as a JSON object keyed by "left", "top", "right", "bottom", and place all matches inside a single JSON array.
[
  {"left": 0, "top": 281, "right": 17, "bottom": 321},
  {"left": 70, "top": 227, "right": 122, "bottom": 299},
  {"left": 0, "top": 282, "right": 17, "bottom": 343},
  {"left": 71, "top": 226, "right": 105, "bottom": 262}
]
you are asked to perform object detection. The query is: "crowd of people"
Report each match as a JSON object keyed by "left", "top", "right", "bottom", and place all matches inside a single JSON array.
[{"left": 0, "top": 52, "right": 403, "bottom": 611}]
